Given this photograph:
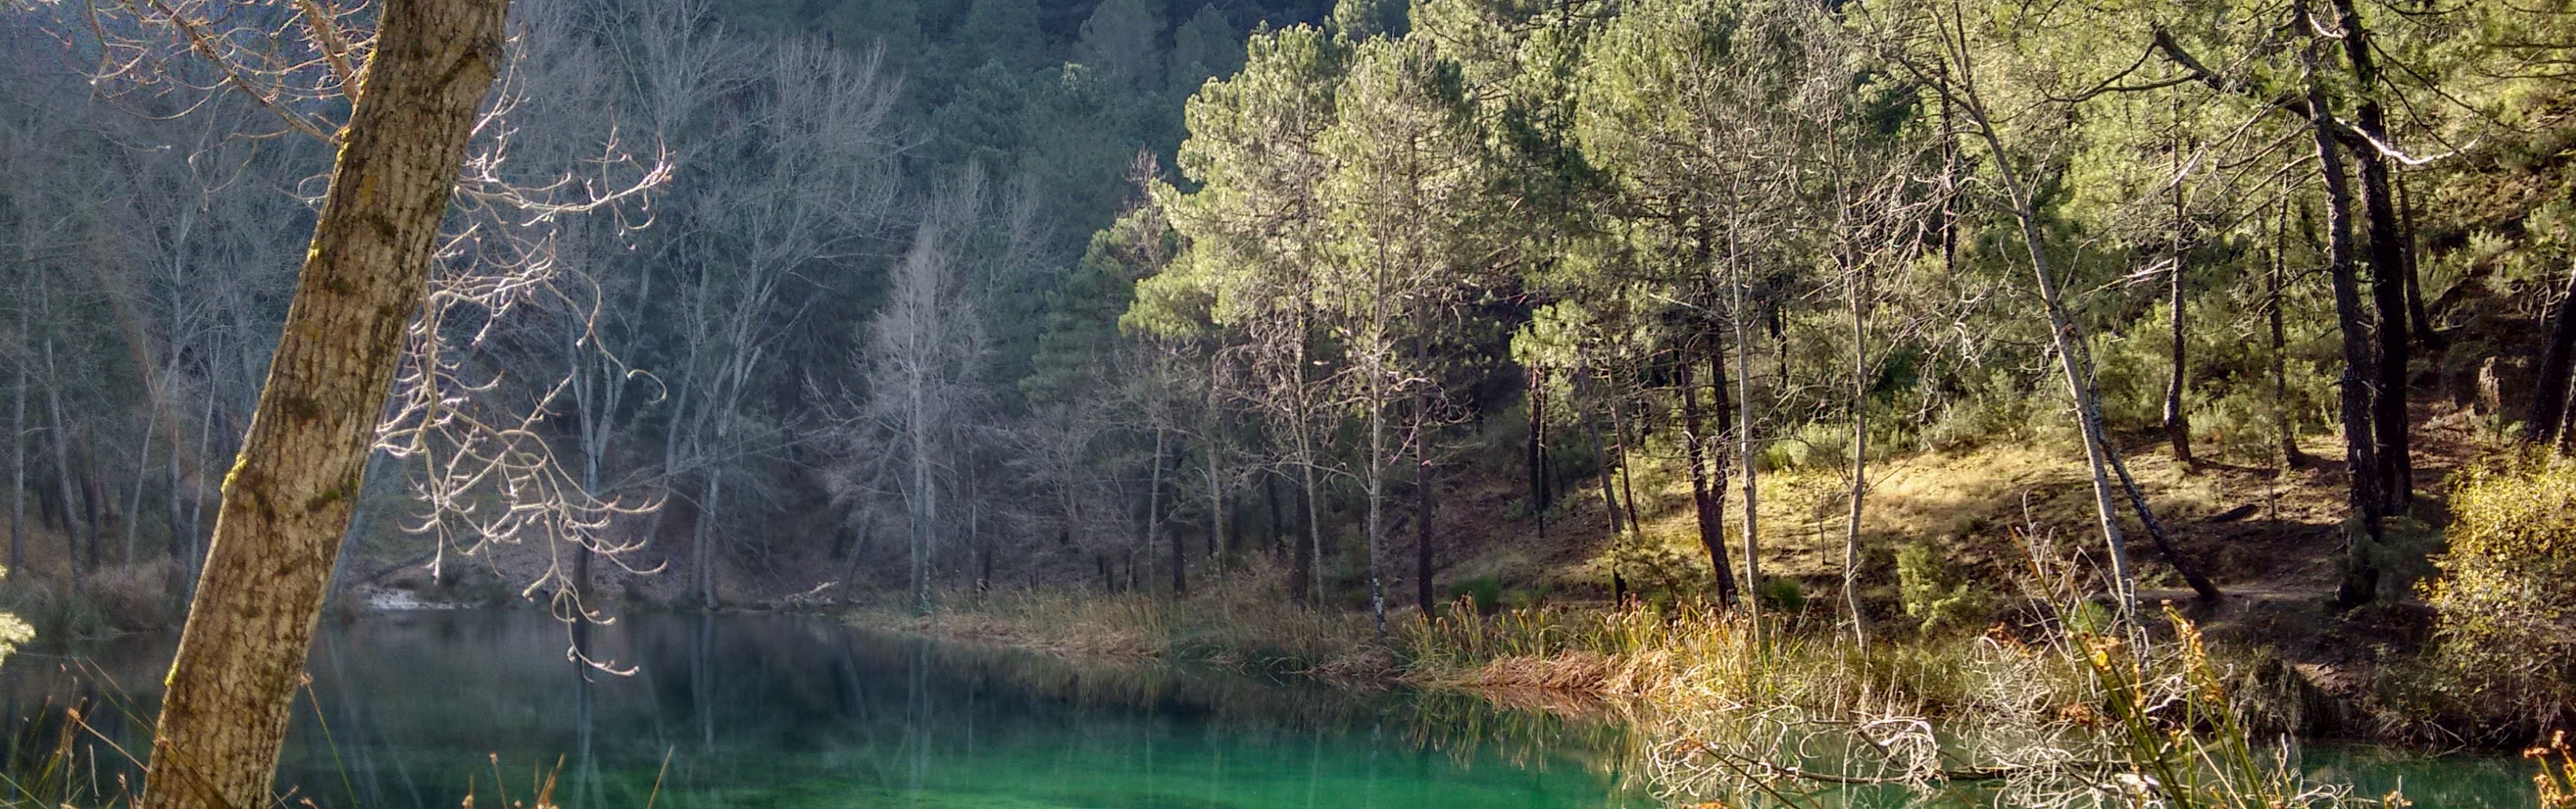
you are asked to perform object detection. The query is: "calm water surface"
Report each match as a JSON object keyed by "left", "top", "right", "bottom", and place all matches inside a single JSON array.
[
  {"left": 0, "top": 610, "right": 2540, "bottom": 808},
  {"left": 1, "top": 611, "right": 1646, "bottom": 809}
]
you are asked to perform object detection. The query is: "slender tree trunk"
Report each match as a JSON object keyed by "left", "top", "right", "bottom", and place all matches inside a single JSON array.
[
  {"left": 2273, "top": 203, "right": 2313, "bottom": 466},
  {"left": 127, "top": 407, "right": 158, "bottom": 564},
  {"left": 1908, "top": 33, "right": 2140, "bottom": 619},
  {"left": 1580, "top": 370, "right": 1623, "bottom": 537},
  {"left": 2398, "top": 171, "right": 2441, "bottom": 350},
  {"left": 2330, "top": 0, "right": 2413, "bottom": 515},
  {"left": 1527, "top": 365, "right": 1548, "bottom": 513},
  {"left": 1845, "top": 256, "right": 1870, "bottom": 649},
  {"left": 80, "top": 447, "right": 104, "bottom": 572},
  {"left": 1964, "top": 145, "right": 2134, "bottom": 618},
  {"left": 185, "top": 391, "right": 215, "bottom": 591},
  {"left": 9, "top": 338, "right": 25, "bottom": 576},
  {"left": 1606, "top": 388, "right": 1642, "bottom": 533},
  {"left": 1150, "top": 427, "right": 1176, "bottom": 596},
  {"left": 2163, "top": 116, "right": 2194, "bottom": 467},
  {"left": 1414, "top": 387, "right": 1433, "bottom": 614},
  {"left": 1708, "top": 352, "right": 1732, "bottom": 582},
  {"left": 2106, "top": 445, "right": 2224, "bottom": 601},
  {"left": 1365, "top": 378, "right": 1387, "bottom": 632},
  {"left": 166, "top": 416, "right": 184, "bottom": 564},
  {"left": 1263, "top": 469, "right": 1284, "bottom": 557},
  {"left": 1678, "top": 355, "right": 1737, "bottom": 606},
  {"left": 2297, "top": 12, "right": 2387, "bottom": 610},
  {"left": 972, "top": 498, "right": 989, "bottom": 594},
  {"left": 908, "top": 383, "right": 934, "bottom": 615},
  {"left": 694, "top": 458, "right": 721, "bottom": 611},
  {"left": 1296, "top": 458, "right": 1321, "bottom": 606},
  {"left": 1204, "top": 372, "right": 1225, "bottom": 567},
  {"left": 139, "top": 4, "right": 507, "bottom": 808},
  {"left": 1731, "top": 230, "right": 1763, "bottom": 625},
  {"left": 44, "top": 339, "right": 84, "bottom": 595},
  {"left": 2529, "top": 268, "right": 2576, "bottom": 447}
]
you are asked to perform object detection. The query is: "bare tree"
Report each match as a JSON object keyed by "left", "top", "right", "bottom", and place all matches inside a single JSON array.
[{"left": 864, "top": 172, "right": 1009, "bottom": 613}]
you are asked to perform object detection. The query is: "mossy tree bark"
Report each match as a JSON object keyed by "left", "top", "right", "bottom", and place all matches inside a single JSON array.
[{"left": 138, "top": 2, "right": 505, "bottom": 809}]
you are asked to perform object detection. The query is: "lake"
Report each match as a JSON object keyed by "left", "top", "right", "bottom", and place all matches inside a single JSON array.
[{"left": 0, "top": 610, "right": 2538, "bottom": 808}]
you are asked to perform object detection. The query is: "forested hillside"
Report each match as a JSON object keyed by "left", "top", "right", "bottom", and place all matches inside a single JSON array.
[
  {"left": 5, "top": 0, "right": 2576, "bottom": 685},
  {"left": 0, "top": 0, "right": 1331, "bottom": 622}
]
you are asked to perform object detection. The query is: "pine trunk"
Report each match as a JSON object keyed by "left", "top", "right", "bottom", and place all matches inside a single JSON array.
[
  {"left": 1677, "top": 355, "right": 1737, "bottom": 606},
  {"left": 2300, "top": 14, "right": 2387, "bottom": 610},
  {"left": 138, "top": 4, "right": 505, "bottom": 808},
  {"left": 2530, "top": 270, "right": 2576, "bottom": 447},
  {"left": 2331, "top": 0, "right": 2413, "bottom": 515}
]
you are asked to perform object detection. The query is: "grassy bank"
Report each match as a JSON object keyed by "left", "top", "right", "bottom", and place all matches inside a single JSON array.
[{"left": 848, "top": 564, "right": 2549, "bottom": 807}]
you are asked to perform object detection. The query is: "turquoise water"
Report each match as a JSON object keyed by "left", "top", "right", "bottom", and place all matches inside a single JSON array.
[
  {"left": 0, "top": 610, "right": 2538, "bottom": 808},
  {"left": 2, "top": 611, "right": 1648, "bottom": 809}
]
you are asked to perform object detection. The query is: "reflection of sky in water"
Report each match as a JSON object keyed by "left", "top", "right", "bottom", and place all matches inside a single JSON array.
[
  {"left": 0, "top": 612, "right": 2540, "bottom": 809},
  {"left": 1, "top": 611, "right": 1649, "bottom": 809}
]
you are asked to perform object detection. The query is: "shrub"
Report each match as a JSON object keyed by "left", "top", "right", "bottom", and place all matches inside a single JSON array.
[
  {"left": 2422, "top": 451, "right": 2576, "bottom": 732},
  {"left": 1444, "top": 576, "right": 1502, "bottom": 615},
  {"left": 1894, "top": 540, "right": 1988, "bottom": 635},
  {"left": 1755, "top": 577, "right": 1805, "bottom": 613}
]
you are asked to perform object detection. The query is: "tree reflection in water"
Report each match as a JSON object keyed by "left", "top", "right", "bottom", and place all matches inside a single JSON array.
[{"left": 0, "top": 611, "right": 1646, "bottom": 809}]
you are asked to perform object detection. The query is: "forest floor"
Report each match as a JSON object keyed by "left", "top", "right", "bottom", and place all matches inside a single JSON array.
[{"left": 1415, "top": 397, "right": 2499, "bottom": 738}]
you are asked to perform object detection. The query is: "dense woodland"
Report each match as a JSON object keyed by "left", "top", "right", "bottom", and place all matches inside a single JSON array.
[{"left": 3, "top": 0, "right": 2576, "bottom": 651}]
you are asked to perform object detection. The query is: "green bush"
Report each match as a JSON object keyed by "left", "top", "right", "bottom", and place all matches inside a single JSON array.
[
  {"left": 2422, "top": 451, "right": 2576, "bottom": 731},
  {"left": 1444, "top": 576, "right": 1502, "bottom": 615},
  {"left": 1894, "top": 540, "right": 1989, "bottom": 635},
  {"left": 1754, "top": 577, "right": 1805, "bottom": 613}
]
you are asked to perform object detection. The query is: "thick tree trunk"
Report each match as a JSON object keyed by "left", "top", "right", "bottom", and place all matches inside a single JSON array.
[
  {"left": 139, "top": 4, "right": 505, "bottom": 809},
  {"left": 2298, "top": 17, "right": 2387, "bottom": 610},
  {"left": 2530, "top": 270, "right": 2576, "bottom": 447},
  {"left": 2331, "top": 0, "right": 2413, "bottom": 515},
  {"left": 1677, "top": 356, "right": 1737, "bottom": 606}
]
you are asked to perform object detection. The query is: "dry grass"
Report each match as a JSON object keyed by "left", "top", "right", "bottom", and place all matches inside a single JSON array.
[{"left": 843, "top": 560, "right": 1396, "bottom": 680}]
